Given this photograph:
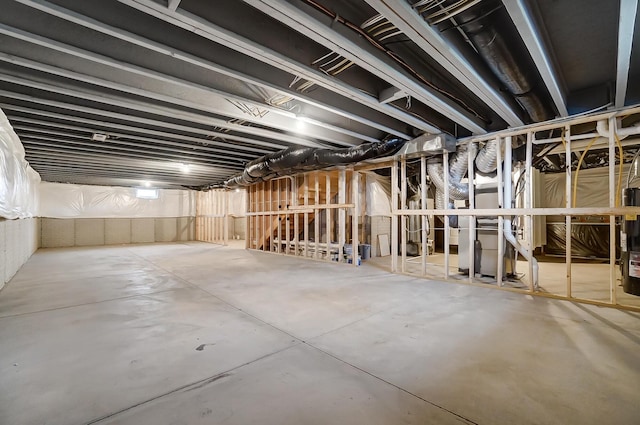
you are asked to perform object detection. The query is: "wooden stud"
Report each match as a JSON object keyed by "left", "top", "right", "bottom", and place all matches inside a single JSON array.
[
  {"left": 467, "top": 142, "right": 475, "bottom": 283},
  {"left": 526, "top": 132, "right": 535, "bottom": 292},
  {"left": 420, "top": 155, "right": 427, "bottom": 276},
  {"left": 400, "top": 157, "right": 407, "bottom": 273},
  {"left": 565, "top": 125, "right": 572, "bottom": 297},
  {"left": 496, "top": 137, "right": 504, "bottom": 287},
  {"left": 609, "top": 117, "right": 617, "bottom": 304},
  {"left": 391, "top": 161, "right": 398, "bottom": 273},
  {"left": 352, "top": 170, "right": 360, "bottom": 266},
  {"left": 443, "top": 151, "right": 450, "bottom": 279}
]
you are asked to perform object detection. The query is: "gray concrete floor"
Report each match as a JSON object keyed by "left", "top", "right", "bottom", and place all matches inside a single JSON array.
[
  {"left": 369, "top": 252, "right": 640, "bottom": 308},
  {"left": 1, "top": 242, "right": 640, "bottom": 425}
]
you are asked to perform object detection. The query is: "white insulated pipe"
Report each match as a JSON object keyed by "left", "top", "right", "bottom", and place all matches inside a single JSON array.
[
  {"left": 596, "top": 119, "right": 640, "bottom": 139},
  {"left": 502, "top": 136, "right": 539, "bottom": 286}
]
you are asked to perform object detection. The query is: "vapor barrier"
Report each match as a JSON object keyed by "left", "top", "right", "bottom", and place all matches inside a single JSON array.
[
  {"left": 39, "top": 182, "right": 195, "bottom": 218},
  {"left": 366, "top": 173, "right": 391, "bottom": 216},
  {"left": 227, "top": 189, "right": 247, "bottom": 216},
  {"left": 542, "top": 166, "right": 629, "bottom": 208},
  {"left": 0, "top": 108, "right": 40, "bottom": 219}
]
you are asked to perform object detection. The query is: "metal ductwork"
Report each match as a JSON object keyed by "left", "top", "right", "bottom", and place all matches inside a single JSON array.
[
  {"left": 224, "top": 138, "right": 405, "bottom": 188},
  {"left": 445, "top": 0, "right": 555, "bottom": 123},
  {"left": 475, "top": 138, "right": 500, "bottom": 173},
  {"left": 427, "top": 143, "right": 478, "bottom": 226}
]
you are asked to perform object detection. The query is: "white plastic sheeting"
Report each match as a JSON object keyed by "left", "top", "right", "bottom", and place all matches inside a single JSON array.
[
  {"left": 366, "top": 173, "right": 392, "bottom": 216},
  {"left": 228, "top": 189, "right": 247, "bottom": 216},
  {"left": 39, "top": 182, "right": 195, "bottom": 218},
  {"left": 0, "top": 108, "right": 40, "bottom": 219},
  {"left": 542, "top": 166, "right": 629, "bottom": 208}
]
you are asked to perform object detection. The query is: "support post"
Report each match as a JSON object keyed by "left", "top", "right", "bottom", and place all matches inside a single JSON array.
[
  {"left": 565, "top": 125, "right": 572, "bottom": 297},
  {"left": 420, "top": 155, "right": 427, "bottom": 276},
  {"left": 496, "top": 137, "right": 504, "bottom": 286},
  {"left": 401, "top": 157, "right": 407, "bottom": 273},
  {"left": 468, "top": 142, "right": 475, "bottom": 283},
  {"left": 526, "top": 132, "right": 535, "bottom": 291},
  {"left": 339, "top": 169, "right": 346, "bottom": 263},
  {"left": 391, "top": 161, "right": 398, "bottom": 273},
  {"left": 609, "top": 117, "right": 617, "bottom": 304},
  {"left": 443, "top": 151, "right": 450, "bottom": 279},
  {"left": 352, "top": 170, "right": 360, "bottom": 266}
]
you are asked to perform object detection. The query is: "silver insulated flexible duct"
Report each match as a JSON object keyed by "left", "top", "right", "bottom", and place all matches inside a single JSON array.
[
  {"left": 427, "top": 142, "right": 477, "bottom": 203},
  {"left": 475, "top": 138, "right": 500, "bottom": 174}
]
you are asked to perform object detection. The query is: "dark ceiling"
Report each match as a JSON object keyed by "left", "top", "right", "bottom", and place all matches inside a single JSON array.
[{"left": 0, "top": 0, "right": 637, "bottom": 188}]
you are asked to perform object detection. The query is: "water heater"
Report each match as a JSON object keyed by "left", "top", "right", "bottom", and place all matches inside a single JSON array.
[{"left": 622, "top": 187, "right": 640, "bottom": 296}]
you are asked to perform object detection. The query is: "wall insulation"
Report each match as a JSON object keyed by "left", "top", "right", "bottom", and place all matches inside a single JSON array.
[
  {"left": 0, "top": 107, "right": 40, "bottom": 289},
  {"left": 39, "top": 182, "right": 196, "bottom": 248}
]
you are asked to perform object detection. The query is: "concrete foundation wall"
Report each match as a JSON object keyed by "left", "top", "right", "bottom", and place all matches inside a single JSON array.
[
  {"left": 229, "top": 217, "right": 246, "bottom": 240},
  {"left": 0, "top": 217, "right": 39, "bottom": 290},
  {"left": 40, "top": 217, "right": 195, "bottom": 248}
]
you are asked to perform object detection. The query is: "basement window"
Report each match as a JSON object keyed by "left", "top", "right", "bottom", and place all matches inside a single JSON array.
[{"left": 135, "top": 188, "right": 159, "bottom": 199}]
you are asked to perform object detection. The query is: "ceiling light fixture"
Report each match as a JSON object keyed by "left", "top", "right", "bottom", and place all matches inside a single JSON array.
[
  {"left": 91, "top": 133, "right": 108, "bottom": 142},
  {"left": 180, "top": 163, "right": 191, "bottom": 173}
]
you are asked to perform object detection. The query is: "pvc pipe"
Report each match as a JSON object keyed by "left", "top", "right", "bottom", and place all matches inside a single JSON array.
[
  {"left": 503, "top": 135, "right": 539, "bottom": 286},
  {"left": 597, "top": 119, "right": 640, "bottom": 138}
]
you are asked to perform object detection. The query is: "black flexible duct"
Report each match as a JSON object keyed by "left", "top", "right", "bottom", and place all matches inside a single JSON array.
[
  {"left": 453, "top": 1, "right": 554, "bottom": 123},
  {"left": 224, "top": 138, "right": 405, "bottom": 188}
]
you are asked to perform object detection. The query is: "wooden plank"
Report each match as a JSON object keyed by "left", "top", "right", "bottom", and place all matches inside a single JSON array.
[
  {"left": 326, "top": 173, "right": 331, "bottom": 261},
  {"left": 352, "top": 170, "right": 359, "bottom": 266},
  {"left": 443, "top": 151, "right": 450, "bottom": 279},
  {"left": 378, "top": 234, "right": 390, "bottom": 256},
  {"left": 339, "top": 169, "right": 346, "bottom": 263},
  {"left": 391, "top": 161, "right": 398, "bottom": 272},
  {"left": 400, "top": 157, "right": 407, "bottom": 273},
  {"left": 565, "top": 125, "right": 572, "bottom": 297},
  {"left": 420, "top": 155, "right": 427, "bottom": 276},
  {"left": 314, "top": 172, "right": 320, "bottom": 260}
]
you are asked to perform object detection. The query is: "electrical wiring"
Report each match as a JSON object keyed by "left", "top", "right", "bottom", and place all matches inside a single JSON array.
[
  {"left": 614, "top": 132, "right": 624, "bottom": 207},
  {"left": 572, "top": 136, "right": 599, "bottom": 207},
  {"left": 300, "top": 0, "right": 490, "bottom": 124}
]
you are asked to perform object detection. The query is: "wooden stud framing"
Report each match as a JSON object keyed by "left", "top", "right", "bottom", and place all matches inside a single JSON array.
[
  {"left": 526, "top": 132, "right": 534, "bottom": 292},
  {"left": 400, "top": 157, "right": 407, "bottom": 273},
  {"left": 565, "top": 125, "right": 572, "bottom": 297},
  {"left": 467, "top": 142, "right": 475, "bottom": 283},
  {"left": 420, "top": 156, "right": 427, "bottom": 276},
  {"left": 496, "top": 136, "right": 504, "bottom": 287},
  {"left": 352, "top": 170, "right": 360, "bottom": 266},
  {"left": 609, "top": 116, "right": 617, "bottom": 304},
  {"left": 391, "top": 160, "right": 398, "bottom": 273},
  {"left": 443, "top": 151, "right": 450, "bottom": 279}
]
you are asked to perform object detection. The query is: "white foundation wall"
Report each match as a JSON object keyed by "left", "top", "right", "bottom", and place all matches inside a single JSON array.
[
  {"left": 0, "top": 217, "right": 39, "bottom": 290},
  {"left": 39, "top": 182, "right": 196, "bottom": 248},
  {"left": 0, "top": 107, "right": 40, "bottom": 289},
  {"left": 40, "top": 217, "right": 195, "bottom": 248}
]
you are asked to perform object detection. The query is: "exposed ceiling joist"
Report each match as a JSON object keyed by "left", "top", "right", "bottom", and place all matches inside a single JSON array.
[
  {"left": 115, "top": 0, "right": 440, "bottom": 133},
  {"left": 23, "top": 148, "right": 236, "bottom": 175},
  {"left": 15, "top": 0, "right": 411, "bottom": 139},
  {"left": 364, "top": 0, "right": 523, "bottom": 127},
  {"left": 242, "top": 0, "right": 486, "bottom": 134},
  {"left": 615, "top": 0, "right": 638, "bottom": 108},
  {"left": 21, "top": 138, "right": 241, "bottom": 169},
  {"left": 502, "top": 0, "right": 568, "bottom": 117},
  {"left": 4, "top": 107, "right": 276, "bottom": 154},
  {"left": 11, "top": 121, "right": 263, "bottom": 158},
  {"left": 15, "top": 127, "right": 251, "bottom": 165},
  {"left": 0, "top": 85, "right": 302, "bottom": 150},
  {"left": 0, "top": 25, "right": 370, "bottom": 146}
]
